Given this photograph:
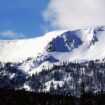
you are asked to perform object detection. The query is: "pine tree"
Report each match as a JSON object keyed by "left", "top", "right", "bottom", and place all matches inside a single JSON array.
[{"left": 49, "top": 82, "right": 55, "bottom": 93}]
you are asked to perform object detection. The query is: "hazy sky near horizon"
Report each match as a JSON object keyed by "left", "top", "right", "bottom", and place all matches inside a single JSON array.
[{"left": 0, "top": 0, "right": 105, "bottom": 39}]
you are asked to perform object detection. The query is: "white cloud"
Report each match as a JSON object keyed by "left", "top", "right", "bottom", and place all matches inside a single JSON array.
[
  {"left": 43, "top": 0, "right": 105, "bottom": 29},
  {"left": 0, "top": 30, "right": 26, "bottom": 39}
]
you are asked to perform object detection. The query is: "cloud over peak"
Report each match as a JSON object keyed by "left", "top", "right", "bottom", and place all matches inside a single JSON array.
[{"left": 44, "top": 0, "right": 105, "bottom": 29}]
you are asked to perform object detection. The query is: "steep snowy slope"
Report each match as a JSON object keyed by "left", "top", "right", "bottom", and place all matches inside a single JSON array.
[
  {"left": 0, "top": 26, "right": 105, "bottom": 75},
  {"left": 48, "top": 26, "right": 105, "bottom": 61},
  {"left": 0, "top": 30, "right": 66, "bottom": 62},
  {"left": 0, "top": 26, "right": 104, "bottom": 62},
  {"left": 1, "top": 26, "right": 105, "bottom": 95}
]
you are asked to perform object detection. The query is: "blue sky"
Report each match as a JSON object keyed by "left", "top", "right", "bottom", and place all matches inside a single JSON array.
[
  {"left": 0, "top": 0, "right": 104, "bottom": 40},
  {"left": 0, "top": 0, "right": 53, "bottom": 39}
]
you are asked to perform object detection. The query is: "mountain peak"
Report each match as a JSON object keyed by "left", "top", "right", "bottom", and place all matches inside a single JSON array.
[{"left": 0, "top": 25, "right": 105, "bottom": 62}]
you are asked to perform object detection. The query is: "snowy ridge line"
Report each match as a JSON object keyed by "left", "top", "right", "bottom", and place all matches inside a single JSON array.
[{"left": 0, "top": 26, "right": 105, "bottom": 74}]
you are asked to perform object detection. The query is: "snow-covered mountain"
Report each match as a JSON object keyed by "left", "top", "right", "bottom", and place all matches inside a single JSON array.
[
  {"left": 0, "top": 26, "right": 105, "bottom": 62},
  {"left": 0, "top": 26, "right": 105, "bottom": 96},
  {"left": 0, "top": 30, "right": 66, "bottom": 62},
  {"left": 0, "top": 26, "right": 105, "bottom": 74}
]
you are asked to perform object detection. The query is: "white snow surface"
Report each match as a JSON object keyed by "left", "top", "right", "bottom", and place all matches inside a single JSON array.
[
  {"left": 0, "top": 30, "right": 66, "bottom": 62},
  {"left": 0, "top": 26, "right": 105, "bottom": 74}
]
